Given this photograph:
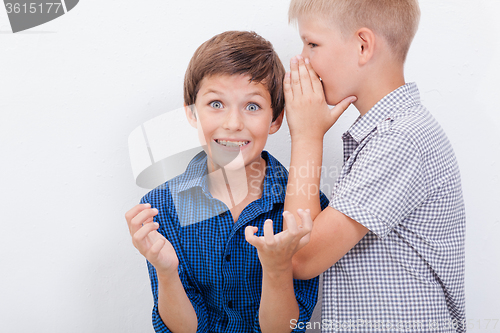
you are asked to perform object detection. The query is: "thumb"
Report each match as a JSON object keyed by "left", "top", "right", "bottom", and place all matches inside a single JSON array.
[
  {"left": 245, "top": 226, "right": 260, "bottom": 248},
  {"left": 330, "top": 96, "right": 357, "bottom": 123}
]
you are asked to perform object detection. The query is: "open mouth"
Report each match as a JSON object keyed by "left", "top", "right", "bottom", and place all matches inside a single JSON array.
[{"left": 215, "top": 139, "right": 250, "bottom": 148}]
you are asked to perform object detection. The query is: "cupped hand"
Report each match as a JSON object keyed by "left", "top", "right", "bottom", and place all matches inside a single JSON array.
[
  {"left": 284, "top": 55, "right": 356, "bottom": 141},
  {"left": 125, "top": 204, "right": 179, "bottom": 277},
  {"left": 245, "top": 209, "right": 313, "bottom": 273}
]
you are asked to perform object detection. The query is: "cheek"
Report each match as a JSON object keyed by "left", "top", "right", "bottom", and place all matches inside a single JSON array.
[
  {"left": 196, "top": 126, "right": 208, "bottom": 145},
  {"left": 250, "top": 121, "right": 271, "bottom": 145},
  {"left": 309, "top": 55, "right": 324, "bottom": 77},
  {"left": 195, "top": 115, "right": 217, "bottom": 145}
]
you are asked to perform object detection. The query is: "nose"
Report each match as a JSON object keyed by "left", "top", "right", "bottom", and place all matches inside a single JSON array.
[
  {"left": 301, "top": 45, "right": 309, "bottom": 59},
  {"left": 222, "top": 107, "right": 244, "bottom": 131}
]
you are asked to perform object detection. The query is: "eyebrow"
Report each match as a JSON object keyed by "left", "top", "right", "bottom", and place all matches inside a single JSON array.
[
  {"left": 300, "top": 33, "right": 309, "bottom": 41},
  {"left": 203, "top": 89, "right": 266, "bottom": 99}
]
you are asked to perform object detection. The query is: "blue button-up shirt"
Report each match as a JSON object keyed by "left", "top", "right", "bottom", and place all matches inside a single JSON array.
[{"left": 141, "top": 150, "right": 328, "bottom": 332}]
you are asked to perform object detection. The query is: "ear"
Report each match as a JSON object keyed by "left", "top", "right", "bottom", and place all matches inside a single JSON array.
[
  {"left": 269, "top": 111, "right": 284, "bottom": 135},
  {"left": 184, "top": 103, "right": 198, "bottom": 129},
  {"left": 356, "top": 28, "right": 375, "bottom": 66}
]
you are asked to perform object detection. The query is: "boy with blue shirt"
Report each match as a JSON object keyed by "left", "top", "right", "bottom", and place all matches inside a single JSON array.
[
  {"left": 125, "top": 31, "right": 330, "bottom": 332},
  {"left": 279, "top": 0, "right": 466, "bottom": 332}
]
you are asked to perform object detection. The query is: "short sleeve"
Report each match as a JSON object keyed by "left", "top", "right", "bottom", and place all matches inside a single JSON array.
[
  {"left": 141, "top": 194, "right": 210, "bottom": 333},
  {"left": 330, "top": 132, "right": 426, "bottom": 238}
]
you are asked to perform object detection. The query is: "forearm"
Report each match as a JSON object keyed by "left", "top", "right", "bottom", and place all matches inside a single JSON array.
[
  {"left": 157, "top": 272, "right": 198, "bottom": 333},
  {"left": 284, "top": 137, "right": 324, "bottom": 225},
  {"left": 259, "top": 265, "right": 298, "bottom": 333},
  {"left": 291, "top": 207, "right": 369, "bottom": 280}
]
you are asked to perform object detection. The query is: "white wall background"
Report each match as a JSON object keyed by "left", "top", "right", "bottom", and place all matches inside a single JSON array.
[{"left": 1, "top": 0, "right": 499, "bottom": 332}]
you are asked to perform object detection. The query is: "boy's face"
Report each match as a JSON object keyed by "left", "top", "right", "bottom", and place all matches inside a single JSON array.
[
  {"left": 186, "top": 74, "right": 282, "bottom": 171},
  {"left": 298, "top": 16, "right": 359, "bottom": 105}
]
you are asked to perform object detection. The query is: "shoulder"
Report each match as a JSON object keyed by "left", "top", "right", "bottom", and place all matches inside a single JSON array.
[
  {"left": 262, "top": 150, "right": 288, "bottom": 175},
  {"left": 261, "top": 150, "right": 289, "bottom": 185},
  {"left": 376, "top": 104, "right": 460, "bottom": 188},
  {"left": 387, "top": 104, "right": 450, "bottom": 152},
  {"left": 140, "top": 151, "right": 207, "bottom": 206},
  {"left": 140, "top": 178, "right": 174, "bottom": 208}
]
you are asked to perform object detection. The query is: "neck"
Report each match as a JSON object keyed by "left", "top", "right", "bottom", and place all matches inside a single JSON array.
[
  {"left": 207, "top": 156, "right": 266, "bottom": 208},
  {"left": 353, "top": 64, "right": 406, "bottom": 116}
]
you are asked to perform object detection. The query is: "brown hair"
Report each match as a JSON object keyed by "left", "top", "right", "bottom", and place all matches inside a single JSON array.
[
  {"left": 184, "top": 31, "right": 285, "bottom": 121},
  {"left": 289, "top": 0, "right": 421, "bottom": 63}
]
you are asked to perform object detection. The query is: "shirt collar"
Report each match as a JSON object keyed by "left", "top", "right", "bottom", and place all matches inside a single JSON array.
[
  {"left": 172, "top": 150, "right": 210, "bottom": 195},
  {"left": 347, "top": 82, "right": 420, "bottom": 143},
  {"left": 170, "top": 150, "right": 287, "bottom": 208},
  {"left": 260, "top": 150, "right": 287, "bottom": 208}
]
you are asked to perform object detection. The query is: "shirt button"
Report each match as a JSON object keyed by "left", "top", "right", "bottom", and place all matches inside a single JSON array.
[
  {"left": 228, "top": 300, "right": 233, "bottom": 308},
  {"left": 225, "top": 254, "right": 231, "bottom": 262}
]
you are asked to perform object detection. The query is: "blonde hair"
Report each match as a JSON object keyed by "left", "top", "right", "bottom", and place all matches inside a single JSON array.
[{"left": 289, "top": 0, "right": 420, "bottom": 63}]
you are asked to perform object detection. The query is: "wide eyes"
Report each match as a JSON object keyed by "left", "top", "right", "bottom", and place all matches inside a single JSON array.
[
  {"left": 246, "top": 103, "right": 260, "bottom": 112},
  {"left": 208, "top": 101, "right": 261, "bottom": 111},
  {"left": 210, "top": 101, "right": 223, "bottom": 109}
]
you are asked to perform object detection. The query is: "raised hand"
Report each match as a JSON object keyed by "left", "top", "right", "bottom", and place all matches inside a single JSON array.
[
  {"left": 245, "top": 209, "right": 313, "bottom": 273},
  {"left": 125, "top": 204, "right": 179, "bottom": 277},
  {"left": 284, "top": 55, "right": 356, "bottom": 141}
]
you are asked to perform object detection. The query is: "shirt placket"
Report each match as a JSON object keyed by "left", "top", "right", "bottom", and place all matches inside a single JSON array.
[
  {"left": 342, "top": 133, "right": 359, "bottom": 164},
  {"left": 219, "top": 209, "right": 239, "bottom": 332}
]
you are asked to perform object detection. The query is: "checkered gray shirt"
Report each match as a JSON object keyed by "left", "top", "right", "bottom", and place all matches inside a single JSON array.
[{"left": 323, "top": 83, "right": 466, "bottom": 332}]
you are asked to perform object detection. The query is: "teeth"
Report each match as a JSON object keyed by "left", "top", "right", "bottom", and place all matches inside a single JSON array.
[{"left": 216, "top": 140, "right": 249, "bottom": 147}]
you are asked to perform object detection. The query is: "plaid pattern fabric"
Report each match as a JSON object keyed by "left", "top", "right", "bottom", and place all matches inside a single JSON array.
[
  {"left": 141, "top": 151, "right": 329, "bottom": 333},
  {"left": 324, "top": 83, "right": 466, "bottom": 332}
]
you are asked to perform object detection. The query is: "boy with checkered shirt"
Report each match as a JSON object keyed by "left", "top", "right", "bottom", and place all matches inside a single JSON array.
[
  {"left": 125, "top": 31, "right": 334, "bottom": 332},
  {"left": 279, "top": 0, "right": 466, "bottom": 332}
]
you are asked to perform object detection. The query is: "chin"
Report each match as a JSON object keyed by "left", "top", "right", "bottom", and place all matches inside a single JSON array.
[
  {"left": 325, "top": 91, "right": 350, "bottom": 106},
  {"left": 208, "top": 144, "right": 247, "bottom": 170},
  {"left": 325, "top": 96, "right": 341, "bottom": 106}
]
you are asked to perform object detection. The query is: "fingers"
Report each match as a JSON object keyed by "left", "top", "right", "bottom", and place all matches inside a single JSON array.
[
  {"left": 297, "top": 209, "right": 313, "bottom": 234},
  {"left": 128, "top": 207, "right": 159, "bottom": 236},
  {"left": 297, "top": 209, "right": 313, "bottom": 248},
  {"left": 132, "top": 222, "right": 159, "bottom": 252},
  {"left": 296, "top": 55, "right": 313, "bottom": 95},
  {"left": 283, "top": 211, "right": 299, "bottom": 236},
  {"left": 263, "top": 219, "right": 275, "bottom": 246},
  {"left": 147, "top": 237, "right": 167, "bottom": 258},
  {"left": 304, "top": 58, "right": 323, "bottom": 94},
  {"left": 330, "top": 95, "right": 357, "bottom": 121},
  {"left": 284, "top": 72, "right": 293, "bottom": 102},
  {"left": 125, "top": 203, "right": 150, "bottom": 224},
  {"left": 245, "top": 226, "right": 260, "bottom": 247},
  {"left": 285, "top": 210, "right": 311, "bottom": 241},
  {"left": 290, "top": 57, "right": 302, "bottom": 97},
  {"left": 245, "top": 221, "right": 276, "bottom": 248},
  {"left": 289, "top": 55, "right": 315, "bottom": 98}
]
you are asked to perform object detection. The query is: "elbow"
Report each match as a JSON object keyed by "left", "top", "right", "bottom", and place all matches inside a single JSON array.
[{"left": 291, "top": 255, "right": 317, "bottom": 280}]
